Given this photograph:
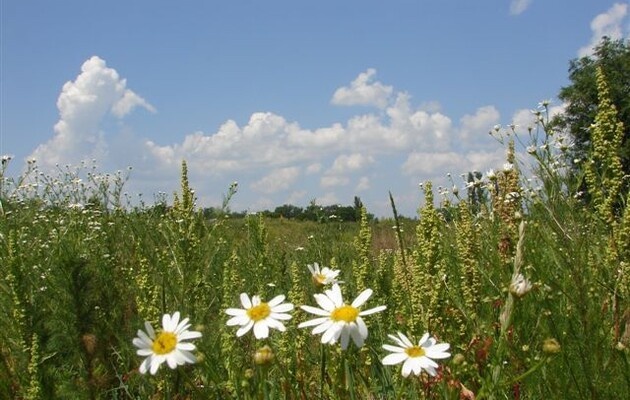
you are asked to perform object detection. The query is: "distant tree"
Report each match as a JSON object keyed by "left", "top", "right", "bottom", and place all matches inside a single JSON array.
[
  {"left": 555, "top": 37, "right": 630, "bottom": 181},
  {"left": 273, "top": 204, "right": 304, "bottom": 219},
  {"left": 353, "top": 196, "right": 363, "bottom": 220}
]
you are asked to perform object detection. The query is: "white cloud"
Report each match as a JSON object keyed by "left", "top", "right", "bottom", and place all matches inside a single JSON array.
[
  {"left": 251, "top": 166, "right": 300, "bottom": 194},
  {"left": 509, "top": 0, "right": 532, "bottom": 16},
  {"left": 31, "top": 59, "right": 524, "bottom": 217},
  {"left": 458, "top": 105, "right": 501, "bottom": 147},
  {"left": 511, "top": 102, "right": 566, "bottom": 133},
  {"left": 320, "top": 175, "right": 350, "bottom": 188},
  {"left": 402, "top": 152, "right": 461, "bottom": 176},
  {"left": 287, "top": 190, "right": 307, "bottom": 204},
  {"left": 29, "top": 56, "right": 154, "bottom": 170},
  {"left": 578, "top": 2, "right": 629, "bottom": 57},
  {"left": 306, "top": 163, "right": 322, "bottom": 174},
  {"left": 331, "top": 68, "right": 393, "bottom": 109},
  {"left": 317, "top": 192, "right": 339, "bottom": 206},
  {"left": 112, "top": 89, "right": 156, "bottom": 118},
  {"left": 328, "top": 153, "right": 374, "bottom": 174},
  {"left": 402, "top": 148, "right": 505, "bottom": 177},
  {"left": 511, "top": 108, "right": 539, "bottom": 131},
  {"left": 356, "top": 176, "right": 370, "bottom": 191}
]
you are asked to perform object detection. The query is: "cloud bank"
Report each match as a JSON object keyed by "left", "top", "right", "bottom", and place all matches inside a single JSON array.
[
  {"left": 578, "top": 2, "right": 629, "bottom": 57},
  {"left": 30, "top": 62, "right": 515, "bottom": 216}
]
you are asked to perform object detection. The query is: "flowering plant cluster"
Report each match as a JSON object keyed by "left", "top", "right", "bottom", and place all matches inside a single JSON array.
[{"left": 132, "top": 263, "right": 451, "bottom": 378}]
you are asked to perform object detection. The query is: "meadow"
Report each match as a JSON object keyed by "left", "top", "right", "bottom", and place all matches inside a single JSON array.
[{"left": 1, "top": 74, "right": 629, "bottom": 399}]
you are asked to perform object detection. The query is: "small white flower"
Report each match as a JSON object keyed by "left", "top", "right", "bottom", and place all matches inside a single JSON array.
[
  {"left": 132, "top": 312, "right": 202, "bottom": 375},
  {"left": 382, "top": 332, "right": 450, "bottom": 377},
  {"left": 225, "top": 293, "right": 294, "bottom": 339},
  {"left": 298, "top": 284, "right": 386, "bottom": 350},
  {"left": 510, "top": 273, "right": 533, "bottom": 298},
  {"left": 308, "top": 262, "right": 341, "bottom": 286},
  {"left": 526, "top": 145, "right": 537, "bottom": 154},
  {"left": 503, "top": 163, "right": 514, "bottom": 172}
]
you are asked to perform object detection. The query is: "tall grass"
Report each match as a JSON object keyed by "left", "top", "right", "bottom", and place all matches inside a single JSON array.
[{"left": 1, "top": 82, "right": 629, "bottom": 398}]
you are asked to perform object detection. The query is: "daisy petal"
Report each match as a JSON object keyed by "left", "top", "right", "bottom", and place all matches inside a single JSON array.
[
  {"left": 351, "top": 288, "right": 373, "bottom": 308},
  {"left": 253, "top": 321, "right": 270, "bottom": 339},
  {"left": 382, "top": 352, "right": 408, "bottom": 365},
  {"left": 298, "top": 316, "right": 329, "bottom": 328},
  {"left": 237, "top": 320, "right": 254, "bottom": 337},
  {"left": 240, "top": 293, "right": 252, "bottom": 309},
  {"left": 268, "top": 294, "right": 286, "bottom": 307},
  {"left": 271, "top": 303, "right": 294, "bottom": 313},
  {"left": 300, "top": 305, "right": 330, "bottom": 316},
  {"left": 359, "top": 305, "right": 386, "bottom": 316}
]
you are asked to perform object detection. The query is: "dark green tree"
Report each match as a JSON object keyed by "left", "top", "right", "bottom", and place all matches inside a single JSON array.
[{"left": 555, "top": 37, "right": 630, "bottom": 179}]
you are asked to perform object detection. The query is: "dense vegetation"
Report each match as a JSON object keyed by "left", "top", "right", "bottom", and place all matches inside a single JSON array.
[{"left": 1, "top": 54, "right": 629, "bottom": 400}]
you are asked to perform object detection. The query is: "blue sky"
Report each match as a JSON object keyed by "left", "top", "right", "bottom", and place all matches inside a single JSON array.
[{"left": 2, "top": 1, "right": 629, "bottom": 217}]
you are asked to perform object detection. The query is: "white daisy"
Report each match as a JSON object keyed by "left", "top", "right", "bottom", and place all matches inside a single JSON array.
[
  {"left": 307, "top": 262, "right": 341, "bottom": 286},
  {"left": 132, "top": 312, "right": 202, "bottom": 375},
  {"left": 225, "top": 293, "right": 294, "bottom": 339},
  {"left": 298, "top": 283, "right": 386, "bottom": 350},
  {"left": 382, "top": 332, "right": 450, "bottom": 377}
]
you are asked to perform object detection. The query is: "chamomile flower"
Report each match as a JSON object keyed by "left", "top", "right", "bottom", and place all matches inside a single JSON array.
[
  {"left": 298, "top": 284, "right": 386, "bottom": 350},
  {"left": 382, "top": 332, "right": 451, "bottom": 377},
  {"left": 225, "top": 293, "right": 294, "bottom": 339},
  {"left": 132, "top": 312, "right": 202, "bottom": 375},
  {"left": 307, "top": 262, "right": 341, "bottom": 286}
]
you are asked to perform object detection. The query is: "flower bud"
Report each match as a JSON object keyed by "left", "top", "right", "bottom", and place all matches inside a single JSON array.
[
  {"left": 542, "top": 338, "right": 561, "bottom": 354},
  {"left": 254, "top": 345, "right": 274, "bottom": 365}
]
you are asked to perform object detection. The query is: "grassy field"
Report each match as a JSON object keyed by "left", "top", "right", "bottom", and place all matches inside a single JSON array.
[{"left": 1, "top": 87, "right": 630, "bottom": 398}]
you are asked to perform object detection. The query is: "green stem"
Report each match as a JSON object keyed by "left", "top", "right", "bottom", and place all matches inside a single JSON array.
[
  {"left": 320, "top": 345, "right": 326, "bottom": 397},
  {"left": 344, "top": 352, "right": 356, "bottom": 400},
  {"left": 506, "top": 357, "right": 550, "bottom": 386}
]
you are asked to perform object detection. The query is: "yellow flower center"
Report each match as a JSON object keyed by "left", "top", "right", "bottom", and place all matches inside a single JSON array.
[
  {"left": 247, "top": 303, "right": 271, "bottom": 321},
  {"left": 152, "top": 332, "right": 177, "bottom": 355},
  {"left": 405, "top": 346, "right": 426, "bottom": 358},
  {"left": 314, "top": 273, "right": 327, "bottom": 284},
  {"left": 331, "top": 305, "right": 359, "bottom": 322}
]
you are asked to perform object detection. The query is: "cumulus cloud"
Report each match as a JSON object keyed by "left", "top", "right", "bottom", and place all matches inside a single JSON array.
[
  {"left": 29, "top": 56, "right": 155, "bottom": 170},
  {"left": 32, "top": 58, "right": 520, "bottom": 216},
  {"left": 251, "top": 166, "right": 301, "bottom": 194},
  {"left": 509, "top": 0, "right": 532, "bottom": 16},
  {"left": 458, "top": 105, "right": 501, "bottom": 147},
  {"left": 402, "top": 148, "right": 505, "bottom": 177},
  {"left": 328, "top": 153, "right": 374, "bottom": 174},
  {"left": 331, "top": 68, "right": 393, "bottom": 108},
  {"left": 578, "top": 2, "right": 629, "bottom": 57}
]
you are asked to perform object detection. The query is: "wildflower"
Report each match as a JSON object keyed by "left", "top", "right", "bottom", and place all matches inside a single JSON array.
[
  {"left": 381, "top": 332, "right": 451, "bottom": 377},
  {"left": 526, "top": 145, "right": 537, "bottom": 154},
  {"left": 254, "top": 345, "right": 275, "bottom": 365},
  {"left": 225, "top": 293, "right": 294, "bottom": 339},
  {"left": 486, "top": 169, "right": 497, "bottom": 181},
  {"left": 509, "top": 273, "right": 533, "bottom": 298},
  {"left": 298, "top": 283, "right": 386, "bottom": 350},
  {"left": 133, "top": 312, "right": 202, "bottom": 375},
  {"left": 308, "top": 262, "right": 341, "bottom": 286}
]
